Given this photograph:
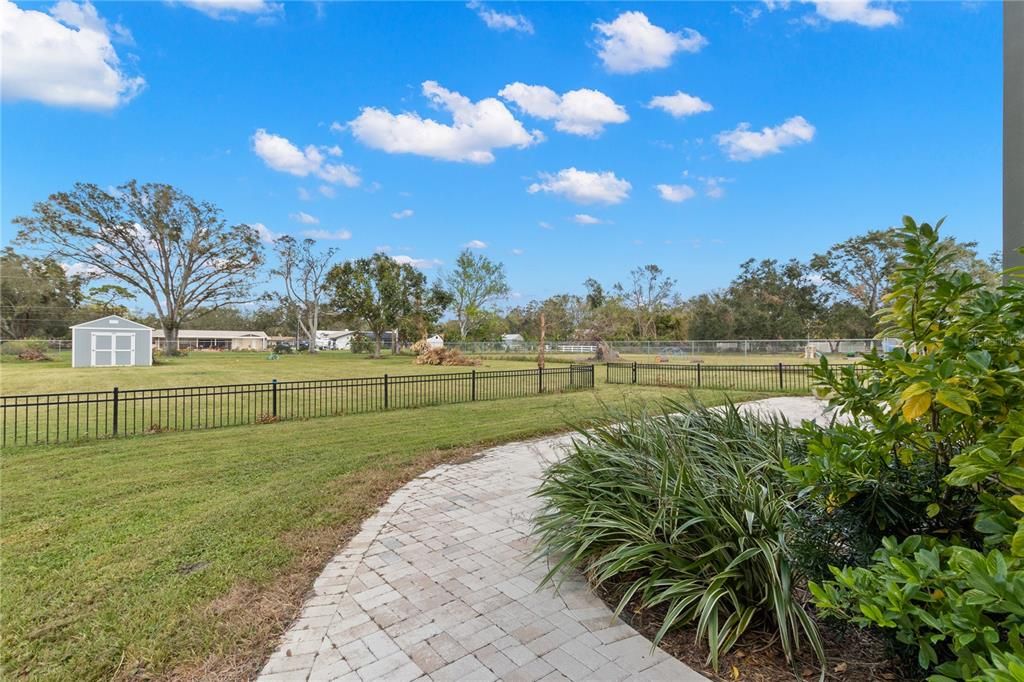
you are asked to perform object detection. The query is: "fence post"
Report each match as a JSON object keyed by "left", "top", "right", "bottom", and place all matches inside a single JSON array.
[
  {"left": 696, "top": 363, "right": 702, "bottom": 388},
  {"left": 538, "top": 366, "right": 543, "bottom": 393},
  {"left": 112, "top": 386, "right": 119, "bottom": 436},
  {"left": 271, "top": 379, "right": 278, "bottom": 417},
  {"left": 778, "top": 363, "right": 784, "bottom": 391},
  {"left": 632, "top": 361, "right": 637, "bottom": 384},
  {"left": 471, "top": 370, "right": 477, "bottom": 401},
  {"left": 384, "top": 374, "right": 389, "bottom": 409}
]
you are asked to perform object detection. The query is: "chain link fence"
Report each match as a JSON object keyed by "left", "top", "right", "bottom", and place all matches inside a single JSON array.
[{"left": 445, "top": 338, "right": 901, "bottom": 358}]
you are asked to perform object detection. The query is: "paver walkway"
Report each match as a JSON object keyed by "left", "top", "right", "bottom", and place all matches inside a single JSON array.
[{"left": 259, "top": 397, "right": 836, "bottom": 681}]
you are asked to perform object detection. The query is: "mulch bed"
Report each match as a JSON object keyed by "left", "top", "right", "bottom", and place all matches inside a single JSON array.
[{"left": 592, "top": 581, "right": 916, "bottom": 682}]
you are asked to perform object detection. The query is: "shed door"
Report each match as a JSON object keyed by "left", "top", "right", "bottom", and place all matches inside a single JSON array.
[{"left": 92, "top": 333, "right": 135, "bottom": 366}]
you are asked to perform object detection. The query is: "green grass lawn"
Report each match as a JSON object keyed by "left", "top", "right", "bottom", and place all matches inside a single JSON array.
[
  {"left": 0, "top": 349, "right": 860, "bottom": 396},
  {"left": 1, "top": 365, "right": 770, "bottom": 681},
  {"left": 471, "top": 351, "right": 858, "bottom": 365},
  {"left": 1, "top": 350, "right": 575, "bottom": 395}
]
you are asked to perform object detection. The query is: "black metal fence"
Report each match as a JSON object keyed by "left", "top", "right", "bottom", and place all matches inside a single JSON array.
[
  {"left": 606, "top": 361, "right": 866, "bottom": 393},
  {"left": 1, "top": 364, "right": 595, "bottom": 447}
]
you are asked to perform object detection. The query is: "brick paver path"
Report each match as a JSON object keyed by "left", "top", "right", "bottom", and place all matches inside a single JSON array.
[{"left": 259, "top": 398, "right": 835, "bottom": 681}]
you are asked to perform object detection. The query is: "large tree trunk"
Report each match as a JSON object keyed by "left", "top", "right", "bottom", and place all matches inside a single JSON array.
[
  {"left": 374, "top": 333, "right": 382, "bottom": 358},
  {"left": 163, "top": 326, "right": 180, "bottom": 355},
  {"left": 307, "top": 304, "right": 319, "bottom": 353},
  {"left": 392, "top": 329, "right": 399, "bottom": 355}
]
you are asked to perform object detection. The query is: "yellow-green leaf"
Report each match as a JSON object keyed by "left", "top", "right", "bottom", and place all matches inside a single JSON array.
[
  {"left": 903, "top": 391, "right": 932, "bottom": 422},
  {"left": 900, "top": 382, "right": 932, "bottom": 400},
  {"left": 1010, "top": 496, "right": 1024, "bottom": 513},
  {"left": 935, "top": 388, "right": 972, "bottom": 416}
]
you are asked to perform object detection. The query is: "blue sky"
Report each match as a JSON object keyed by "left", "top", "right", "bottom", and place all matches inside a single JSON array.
[{"left": 0, "top": 0, "right": 1003, "bottom": 307}]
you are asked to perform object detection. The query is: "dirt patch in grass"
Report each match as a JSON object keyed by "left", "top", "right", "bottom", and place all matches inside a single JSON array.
[
  {"left": 158, "top": 446, "right": 478, "bottom": 682},
  {"left": 593, "top": 581, "right": 913, "bottom": 682}
]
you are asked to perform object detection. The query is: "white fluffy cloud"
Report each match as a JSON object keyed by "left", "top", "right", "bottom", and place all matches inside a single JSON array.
[
  {"left": 252, "top": 129, "right": 361, "bottom": 187},
  {"left": 463, "top": 239, "right": 487, "bottom": 249},
  {"left": 511, "top": 248, "right": 524, "bottom": 255},
  {"left": 647, "top": 91, "right": 712, "bottom": 118},
  {"left": 179, "top": 0, "right": 283, "bottom": 20},
  {"left": 528, "top": 168, "right": 631, "bottom": 205},
  {"left": 498, "top": 83, "right": 628, "bottom": 137},
  {"left": 348, "top": 81, "right": 543, "bottom": 164},
  {"left": 61, "top": 261, "right": 104, "bottom": 277},
  {"left": 251, "top": 222, "right": 281, "bottom": 244},
  {"left": 717, "top": 116, "right": 816, "bottom": 161},
  {"left": 656, "top": 184, "right": 696, "bottom": 203},
  {"left": 290, "top": 211, "right": 319, "bottom": 224},
  {"left": 466, "top": 0, "right": 533, "bottom": 33},
  {"left": 807, "top": 1, "right": 900, "bottom": 27},
  {"left": 302, "top": 229, "right": 352, "bottom": 240},
  {"left": 393, "top": 255, "right": 442, "bottom": 269},
  {"left": 701, "top": 176, "right": 728, "bottom": 199},
  {"left": 391, "top": 209, "right": 414, "bottom": 220},
  {"left": 1, "top": 0, "right": 145, "bottom": 109},
  {"left": 571, "top": 214, "right": 603, "bottom": 225},
  {"left": 592, "top": 11, "right": 707, "bottom": 74}
]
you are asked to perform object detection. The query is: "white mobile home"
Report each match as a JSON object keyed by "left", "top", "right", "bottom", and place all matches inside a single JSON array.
[
  {"left": 316, "top": 330, "right": 356, "bottom": 350},
  {"left": 151, "top": 329, "right": 269, "bottom": 351},
  {"left": 71, "top": 315, "right": 153, "bottom": 368}
]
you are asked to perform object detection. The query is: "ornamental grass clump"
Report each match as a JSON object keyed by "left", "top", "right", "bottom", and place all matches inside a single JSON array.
[{"left": 533, "top": 399, "right": 824, "bottom": 671}]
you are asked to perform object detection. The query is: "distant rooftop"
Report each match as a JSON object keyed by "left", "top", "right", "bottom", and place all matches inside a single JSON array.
[{"left": 151, "top": 329, "right": 269, "bottom": 339}]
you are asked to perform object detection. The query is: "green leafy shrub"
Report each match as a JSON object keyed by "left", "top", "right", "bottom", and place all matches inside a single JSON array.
[
  {"left": 0, "top": 339, "right": 51, "bottom": 357},
  {"left": 533, "top": 399, "right": 824, "bottom": 671},
  {"left": 349, "top": 333, "right": 374, "bottom": 354},
  {"left": 790, "top": 217, "right": 1024, "bottom": 679}
]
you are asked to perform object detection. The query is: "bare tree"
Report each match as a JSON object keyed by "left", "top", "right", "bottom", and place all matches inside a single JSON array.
[
  {"left": 13, "top": 181, "right": 264, "bottom": 351},
  {"left": 272, "top": 236, "right": 337, "bottom": 352},
  {"left": 613, "top": 264, "right": 676, "bottom": 339}
]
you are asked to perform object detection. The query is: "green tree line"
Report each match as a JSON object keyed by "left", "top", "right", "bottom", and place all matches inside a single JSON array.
[{"left": 2, "top": 181, "right": 1002, "bottom": 347}]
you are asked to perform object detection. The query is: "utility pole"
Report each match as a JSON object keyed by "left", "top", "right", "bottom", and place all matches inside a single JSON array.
[{"left": 537, "top": 312, "right": 546, "bottom": 369}]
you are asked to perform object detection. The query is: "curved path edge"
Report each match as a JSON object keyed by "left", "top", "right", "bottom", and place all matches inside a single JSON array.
[{"left": 258, "top": 397, "right": 836, "bottom": 682}]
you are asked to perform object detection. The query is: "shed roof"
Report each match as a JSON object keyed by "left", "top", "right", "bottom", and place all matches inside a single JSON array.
[{"left": 70, "top": 315, "right": 153, "bottom": 331}]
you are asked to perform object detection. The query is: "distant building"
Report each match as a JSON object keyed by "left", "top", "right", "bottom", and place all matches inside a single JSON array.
[
  {"left": 151, "top": 329, "right": 269, "bottom": 351},
  {"left": 360, "top": 331, "right": 398, "bottom": 350},
  {"left": 71, "top": 315, "right": 153, "bottom": 368},
  {"left": 501, "top": 333, "right": 525, "bottom": 350},
  {"left": 316, "top": 330, "right": 356, "bottom": 350}
]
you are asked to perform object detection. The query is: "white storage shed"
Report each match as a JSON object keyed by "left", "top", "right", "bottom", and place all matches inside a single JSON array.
[{"left": 71, "top": 315, "right": 153, "bottom": 368}]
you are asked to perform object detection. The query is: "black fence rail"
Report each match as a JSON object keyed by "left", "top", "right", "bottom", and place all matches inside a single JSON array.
[
  {"left": 1, "top": 364, "right": 595, "bottom": 447},
  {"left": 606, "top": 361, "right": 866, "bottom": 393}
]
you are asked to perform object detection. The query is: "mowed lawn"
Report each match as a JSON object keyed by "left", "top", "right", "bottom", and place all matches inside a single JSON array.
[
  {"left": 0, "top": 349, "right": 857, "bottom": 395},
  {"left": 0, "top": 350, "right": 576, "bottom": 395},
  {"left": 1, "top": 351, "right": 771, "bottom": 680}
]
